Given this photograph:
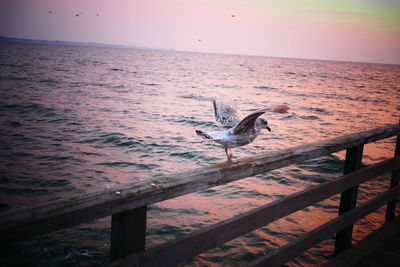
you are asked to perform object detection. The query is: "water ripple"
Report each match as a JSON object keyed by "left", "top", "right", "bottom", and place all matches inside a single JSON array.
[{"left": 0, "top": 42, "right": 399, "bottom": 266}]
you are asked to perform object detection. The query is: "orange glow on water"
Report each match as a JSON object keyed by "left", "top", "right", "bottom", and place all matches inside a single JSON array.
[{"left": 1, "top": 43, "right": 399, "bottom": 266}]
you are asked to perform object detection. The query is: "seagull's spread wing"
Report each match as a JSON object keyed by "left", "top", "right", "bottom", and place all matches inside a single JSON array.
[
  {"left": 213, "top": 100, "right": 240, "bottom": 128},
  {"left": 232, "top": 109, "right": 267, "bottom": 135}
]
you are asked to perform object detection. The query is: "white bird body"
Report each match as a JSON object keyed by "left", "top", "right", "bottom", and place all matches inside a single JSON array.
[
  {"left": 196, "top": 100, "right": 271, "bottom": 164},
  {"left": 196, "top": 119, "right": 264, "bottom": 148}
]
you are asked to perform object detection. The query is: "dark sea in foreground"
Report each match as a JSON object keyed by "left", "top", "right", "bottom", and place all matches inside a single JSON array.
[{"left": 0, "top": 41, "right": 399, "bottom": 266}]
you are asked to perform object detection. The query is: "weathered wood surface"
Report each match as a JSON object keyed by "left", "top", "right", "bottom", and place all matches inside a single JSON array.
[
  {"left": 385, "top": 132, "right": 400, "bottom": 221},
  {"left": 1, "top": 123, "right": 399, "bottom": 245},
  {"left": 110, "top": 157, "right": 400, "bottom": 267},
  {"left": 249, "top": 185, "right": 400, "bottom": 267},
  {"left": 322, "top": 215, "right": 400, "bottom": 267},
  {"left": 110, "top": 206, "right": 147, "bottom": 261},
  {"left": 334, "top": 145, "right": 364, "bottom": 255}
]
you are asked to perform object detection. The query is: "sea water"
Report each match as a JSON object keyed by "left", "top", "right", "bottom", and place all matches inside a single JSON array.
[{"left": 0, "top": 41, "right": 399, "bottom": 266}]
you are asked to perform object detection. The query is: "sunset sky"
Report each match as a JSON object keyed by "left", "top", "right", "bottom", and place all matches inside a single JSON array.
[{"left": 0, "top": 0, "right": 399, "bottom": 64}]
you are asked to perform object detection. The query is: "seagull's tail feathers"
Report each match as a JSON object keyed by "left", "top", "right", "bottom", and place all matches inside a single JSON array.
[{"left": 196, "top": 130, "right": 212, "bottom": 139}]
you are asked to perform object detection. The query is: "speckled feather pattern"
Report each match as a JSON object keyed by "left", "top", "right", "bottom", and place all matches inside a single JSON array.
[{"left": 213, "top": 100, "right": 240, "bottom": 128}]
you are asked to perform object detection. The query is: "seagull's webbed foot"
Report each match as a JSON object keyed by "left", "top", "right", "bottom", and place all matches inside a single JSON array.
[
  {"left": 227, "top": 157, "right": 239, "bottom": 165},
  {"left": 225, "top": 147, "right": 239, "bottom": 165}
]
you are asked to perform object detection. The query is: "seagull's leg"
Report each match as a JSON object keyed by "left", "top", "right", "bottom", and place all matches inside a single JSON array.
[
  {"left": 225, "top": 147, "right": 238, "bottom": 164},
  {"left": 224, "top": 147, "right": 230, "bottom": 162}
]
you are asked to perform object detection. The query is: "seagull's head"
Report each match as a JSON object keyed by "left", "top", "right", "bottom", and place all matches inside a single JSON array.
[{"left": 258, "top": 118, "right": 271, "bottom": 132}]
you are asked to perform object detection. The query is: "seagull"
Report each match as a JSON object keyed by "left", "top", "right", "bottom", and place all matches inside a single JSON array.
[{"left": 196, "top": 100, "right": 271, "bottom": 164}]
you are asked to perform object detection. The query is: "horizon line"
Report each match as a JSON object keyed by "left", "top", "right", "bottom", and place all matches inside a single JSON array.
[{"left": 1, "top": 35, "right": 398, "bottom": 66}]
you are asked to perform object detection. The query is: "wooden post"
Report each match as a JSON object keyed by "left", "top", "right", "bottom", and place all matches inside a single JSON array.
[
  {"left": 110, "top": 206, "right": 147, "bottom": 262},
  {"left": 385, "top": 126, "right": 400, "bottom": 222},
  {"left": 334, "top": 145, "right": 364, "bottom": 255}
]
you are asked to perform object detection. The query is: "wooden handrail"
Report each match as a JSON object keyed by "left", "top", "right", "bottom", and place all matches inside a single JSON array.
[
  {"left": 110, "top": 158, "right": 400, "bottom": 267},
  {"left": 249, "top": 185, "right": 400, "bottom": 267},
  {"left": 0, "top": 123, "right": 399, "bottom": 246}
]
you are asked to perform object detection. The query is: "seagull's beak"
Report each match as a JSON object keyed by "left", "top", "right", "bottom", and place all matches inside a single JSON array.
[{"left": 266, "top": 126, "right": 271, "bottom": 132}]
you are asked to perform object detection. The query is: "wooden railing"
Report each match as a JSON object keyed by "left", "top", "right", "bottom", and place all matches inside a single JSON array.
[{"left": 0, "top": 123, "right": 399, "bottom": 266}]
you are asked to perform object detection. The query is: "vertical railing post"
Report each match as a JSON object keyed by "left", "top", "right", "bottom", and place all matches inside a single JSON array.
[
  {"left": 385, "top": 123, "right": 400, "bottom": 222},
  {"left": 110, "top": 205, "right": 147, "bottom": 262},
  {"left": 334, "top": 144, "right": 364, "bottom": 255}
]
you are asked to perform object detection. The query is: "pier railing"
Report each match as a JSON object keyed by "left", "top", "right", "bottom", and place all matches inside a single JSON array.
[{"left": 0, "top": 123, "right": 399, "bottom": 266}]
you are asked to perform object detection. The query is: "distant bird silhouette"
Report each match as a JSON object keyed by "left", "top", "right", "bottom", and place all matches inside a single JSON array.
[{"left": 196, "top": 100, "right": 271, "bottom": 164}]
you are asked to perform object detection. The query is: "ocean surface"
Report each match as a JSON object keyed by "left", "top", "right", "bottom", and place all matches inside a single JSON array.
[{"left": 0, "top": 41, "right": 399, "bottom": 266}]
